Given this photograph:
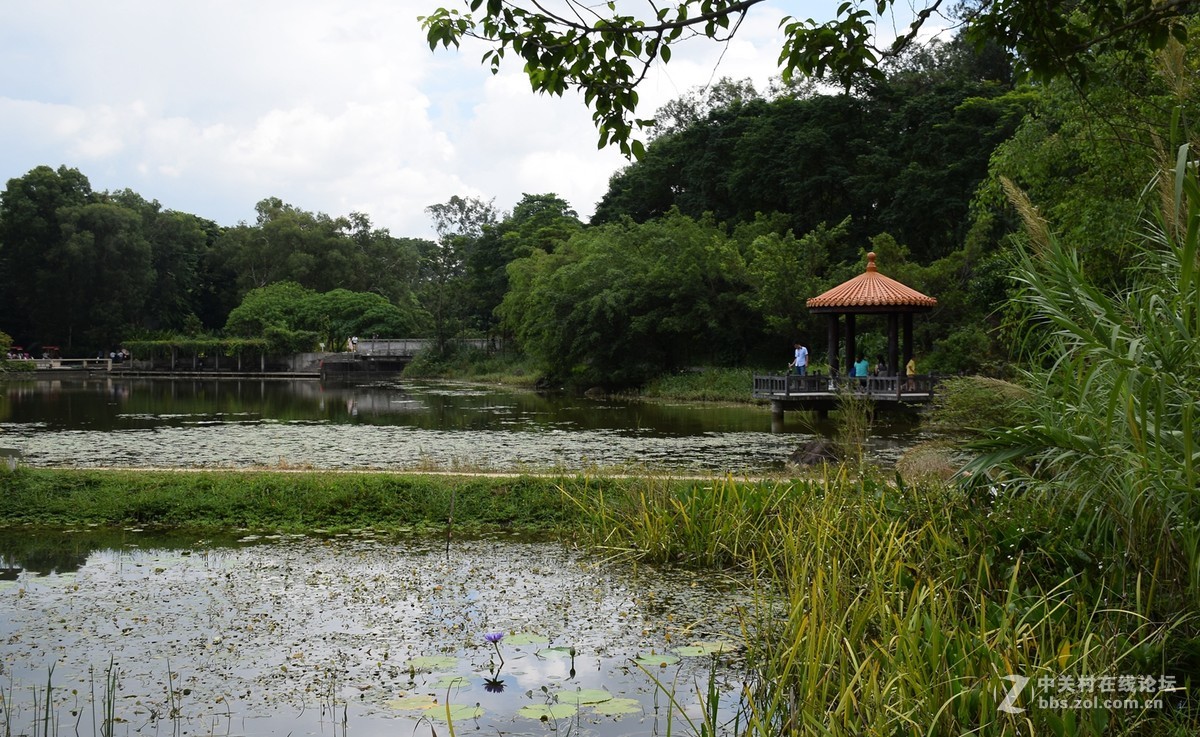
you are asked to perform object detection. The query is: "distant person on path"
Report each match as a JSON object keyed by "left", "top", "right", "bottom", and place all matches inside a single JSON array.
[{"left": 788, "top": 342, "right": 808, "bottom": 376}]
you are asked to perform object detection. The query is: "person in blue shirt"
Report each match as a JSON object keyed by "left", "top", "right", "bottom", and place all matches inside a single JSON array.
[{"left": 853, "top": 355, "right": 870, "bottom": 378}]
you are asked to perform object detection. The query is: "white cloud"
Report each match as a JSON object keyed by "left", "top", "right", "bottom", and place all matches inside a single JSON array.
[{"left": 0, "top": 0, "right": 845, "bottom": 237}]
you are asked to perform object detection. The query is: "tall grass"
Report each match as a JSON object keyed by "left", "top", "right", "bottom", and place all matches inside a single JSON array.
[
  {"left": 638, "top": 368, "right": 757, "bottom": 403},
  {"left": 562, "top": 472, "right": 1196, "bottom": 735},
  {"left": 966, "top": 143, "right": 1200, "bottom": 599},
  {"left": 741, "top": 486, "right": 1182, "bottom": 735}
]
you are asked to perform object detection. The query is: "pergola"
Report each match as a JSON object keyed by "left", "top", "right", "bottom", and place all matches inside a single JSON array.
[{"left": 805, "top": 252, "right": 937, "bottom": 376}]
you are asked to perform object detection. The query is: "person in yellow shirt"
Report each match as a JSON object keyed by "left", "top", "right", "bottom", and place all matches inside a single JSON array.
[{"left": 905, "top": 356, "right": 917, "bottom": 391}]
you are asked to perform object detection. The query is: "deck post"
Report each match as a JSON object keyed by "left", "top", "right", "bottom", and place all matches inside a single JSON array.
[{"left": 903, "top": 313, "right": 914, "bottom": 365}]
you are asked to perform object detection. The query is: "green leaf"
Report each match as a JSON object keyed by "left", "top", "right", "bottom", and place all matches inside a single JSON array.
[
  {"left": 553, "top": 687, "right": 613, "bottom": 704},
  {"left": 517, "top": 703, "right": 578, "bottom": 719}
]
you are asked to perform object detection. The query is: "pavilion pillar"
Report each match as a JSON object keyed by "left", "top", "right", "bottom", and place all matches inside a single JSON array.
[
  {"left": 826, "top": 314, "right": 839, "bottom": 375},
  {"left": 844, "top": 313, "right": 856, "bottom": 377},
  {"left": 903, "top": 313, "right": 914, "bottom": 365},
  {"left": 887, "top": 313, "right": 899, "bottom": 376}
]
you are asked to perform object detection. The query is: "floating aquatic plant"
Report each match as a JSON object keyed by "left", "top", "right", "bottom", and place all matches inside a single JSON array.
[
  {"left": 552, "top": 687, "right": 612, "bottom": 705},
  {"left": 517, "top": 702, "right": 577, "bottom": 720},
  {"left": 483, "top": 631, "right": 505, "bottom": 666}
]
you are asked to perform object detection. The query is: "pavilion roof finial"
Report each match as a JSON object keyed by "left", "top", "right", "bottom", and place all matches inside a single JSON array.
[{"left": 866, "top": 252, "right": 877, "bottom": 272}]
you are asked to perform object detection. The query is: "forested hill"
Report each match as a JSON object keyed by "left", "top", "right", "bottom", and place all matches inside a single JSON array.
[
  {"left": 593, "top": 38, "right": 1023, "bottom": 265},
  {"left": 0, "top": 32, "right": 1189, "bottom": 388}
]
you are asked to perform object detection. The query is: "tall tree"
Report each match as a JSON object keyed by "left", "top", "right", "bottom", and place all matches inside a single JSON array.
[
  {"left": 464, "top": 193, "right": 582, "bottom": 335},
  {"left": 52, "top": 201, "right": 154, "bottom": 350},
  {"left": 596, "top": 38, "right": 1023, "bottom": 262},
  {"left": 420, "top": 195, "right": 499, "bottom": 351},
  {"left": 499, "top": 210, "right": 758, "bottom": 386},
  {"left": 106, "top": 188, "right": 215, "bottom": 333},
  {"left": 0, "top": 165, "right": 93, "bottom": 346}
]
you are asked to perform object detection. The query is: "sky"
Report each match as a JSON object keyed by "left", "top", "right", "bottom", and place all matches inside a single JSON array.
[{"left": 0, "top": 1, "right": 937, "bottom": 239}]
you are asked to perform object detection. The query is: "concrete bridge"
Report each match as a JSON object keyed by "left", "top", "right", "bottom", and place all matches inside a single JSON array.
[
  {"left": 350, "top": 338, "right": 498, "bottom": 357},
  {"left": 320, "top": 338, "right": 501, "bottom": 380}
]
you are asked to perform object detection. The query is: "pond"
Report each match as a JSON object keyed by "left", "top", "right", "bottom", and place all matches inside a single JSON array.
[
  {"left": 0, "top": 377, "right": 927, "bottom": 473},
  {"left": 0, "top": 528, "right": 748, "bottom": 737}
]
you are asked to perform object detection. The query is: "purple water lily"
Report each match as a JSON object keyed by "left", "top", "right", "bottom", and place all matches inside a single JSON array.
[{"left": 484, "top": 631, "right": 505, "bottom": 666}]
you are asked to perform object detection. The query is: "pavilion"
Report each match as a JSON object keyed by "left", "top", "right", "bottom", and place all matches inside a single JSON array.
[
  {"left": 751, "top": 251, "right": 939, "bottom": 413},
  {"left": 805, "top": 251, "right": 937, "bottom": 377}
]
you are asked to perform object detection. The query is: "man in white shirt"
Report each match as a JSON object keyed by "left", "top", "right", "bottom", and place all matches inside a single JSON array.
[{"left": 789, "top": 342, "right": 809, "bottom": 376}]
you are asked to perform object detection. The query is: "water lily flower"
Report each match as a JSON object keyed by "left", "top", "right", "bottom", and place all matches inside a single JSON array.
[{"left": 484, "top": 631, "right": 505, "bottom": 666}]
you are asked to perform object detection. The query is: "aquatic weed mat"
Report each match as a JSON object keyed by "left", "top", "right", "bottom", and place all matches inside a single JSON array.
[{"left": 0, "top": 529, "right": 747, "bottom": 735}]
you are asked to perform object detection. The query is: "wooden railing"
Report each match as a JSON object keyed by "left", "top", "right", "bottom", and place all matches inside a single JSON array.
[{"left": 753, "top": 373, "right": 939, "bottom": 400}]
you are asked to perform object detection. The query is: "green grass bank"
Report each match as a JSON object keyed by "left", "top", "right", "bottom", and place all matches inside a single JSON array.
[{"left": 1, "top": 467, "right": 1196, "bottom": 735}]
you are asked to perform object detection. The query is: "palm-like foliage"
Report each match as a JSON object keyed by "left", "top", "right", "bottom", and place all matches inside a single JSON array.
[{"left": 966, "top": 143, "right": 1200, "bottom": 595}]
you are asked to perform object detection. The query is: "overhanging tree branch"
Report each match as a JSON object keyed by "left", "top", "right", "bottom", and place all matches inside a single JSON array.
[{"left": 420, "top": 0, "right": 1200, "bottom": 156}]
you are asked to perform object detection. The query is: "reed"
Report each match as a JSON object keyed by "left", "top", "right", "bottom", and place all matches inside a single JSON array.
[
  {"left": 638, "top": 367, "right": 757, "bottom": 403},
  {"left": 560, "top": 475, "right": 808, "bottom": 568},
  {"left": 967, "top": 143, "right": 1200, "bottom": 599},
  {"left": 564, "top": 471, "right": 1196, "bottom": 735},
  {"left": 737, "top": 484, "right": 1185, "bottom": 735}
]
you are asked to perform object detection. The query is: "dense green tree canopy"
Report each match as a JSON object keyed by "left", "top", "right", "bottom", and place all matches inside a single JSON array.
[
  {"left": 225, "top": 281, "right": 420, "bottom": 354},
  {"left": 0, "top": 165, "right": 94, "bottom": 347},
  {"left": 595, "top": 38, "right": 1028, "bottom": 262}
]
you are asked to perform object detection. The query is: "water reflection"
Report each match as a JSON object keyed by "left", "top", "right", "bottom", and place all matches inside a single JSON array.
[
  {"left": 0, "top": 528, "right": 746, "bottom": 737},
  {"left": 0, "top": 377, "right": 925, "bottom": 472}
]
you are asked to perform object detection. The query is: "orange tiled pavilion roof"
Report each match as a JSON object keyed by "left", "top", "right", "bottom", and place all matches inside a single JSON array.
[{"left": 806, "top": 252, "right": 937, "bottom": 312}]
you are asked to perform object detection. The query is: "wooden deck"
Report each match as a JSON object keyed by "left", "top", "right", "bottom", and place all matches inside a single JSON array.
[{"left": 753, "top": 374, "right": 938, "bottom": 412}]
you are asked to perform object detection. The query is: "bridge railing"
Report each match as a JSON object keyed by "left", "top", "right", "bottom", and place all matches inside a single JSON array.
[
  {"left": 32, "top": 358, "right": 113, "bottom": 371},
  {"left": 353, "top": 338, "right": 501, "bottom": 357}
]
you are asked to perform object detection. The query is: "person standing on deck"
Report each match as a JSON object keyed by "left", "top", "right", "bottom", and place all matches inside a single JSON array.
[{"left": 788, "top": 342, "right": 808, "bottom": 376}]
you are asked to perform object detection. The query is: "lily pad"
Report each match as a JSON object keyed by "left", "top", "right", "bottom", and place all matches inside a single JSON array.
[
  {"left": 589, "top": 697, "right": 642, "bottom": 716},
  {"left": 517, "top": 703, "right": 578, "bottom": 720},
  {"left": 553, "top": 688, "right": 613, "bottom": 705},
  {"left": 634, "top": 653, "right": 680, "bottom": 667},
  {"left": 428, "top": 704, "right": 484, "bottom": 722},
  {"left": 433, "top": 675, "right": 471, "bottom": 690},
  {"left": 406, "top": 655, "right": 458, "bottom": 672},
  {"left": 536, "top": 645, "right": 577, "bottom": 659},
  {"left": 673, "top": 641, "right": 736, "bottom": 657},
  {"left": 384, "top": 694, "right": 438, "bottom": 711},
  {"left": 504, "top": 631, "right": 549, "bottom": 646}
]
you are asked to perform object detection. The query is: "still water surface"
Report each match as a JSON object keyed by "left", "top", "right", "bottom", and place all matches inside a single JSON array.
[
  {"left": 0, "top": 377, "right": 923, "bottom": 473},
  {"left": 0, "top": 528, "right": 746, "bottom": 736}
]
